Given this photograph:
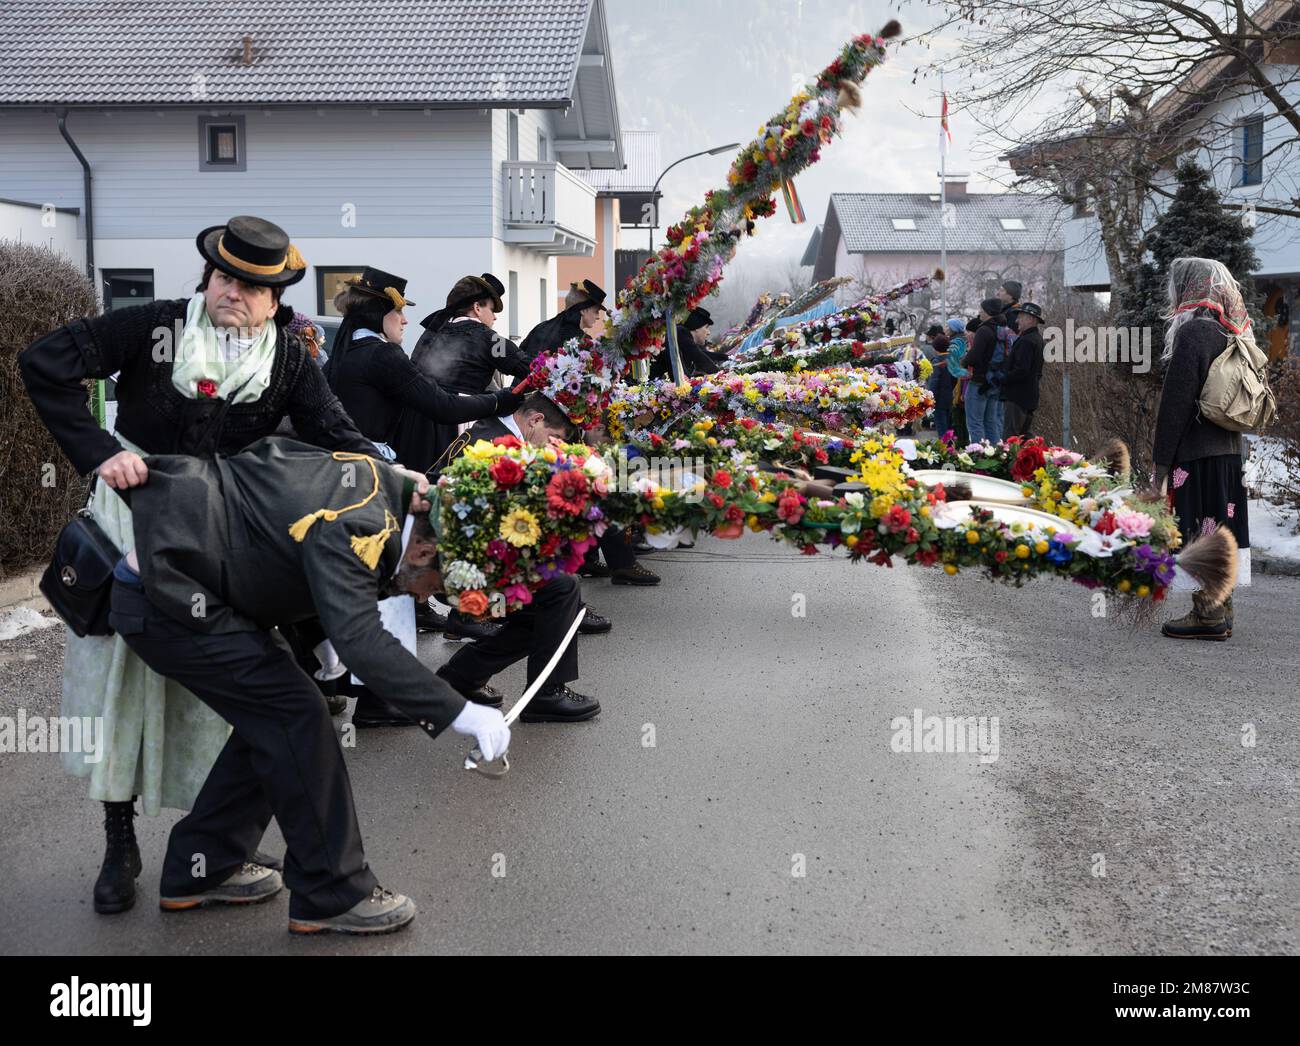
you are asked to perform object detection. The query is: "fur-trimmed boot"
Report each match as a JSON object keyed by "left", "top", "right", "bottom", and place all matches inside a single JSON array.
[
  {"left": 1161, "top": 590, "right": 1230, "bottom": 642},
  {"left": 94, "top": 799, "right": 143, "bottom": 914}
]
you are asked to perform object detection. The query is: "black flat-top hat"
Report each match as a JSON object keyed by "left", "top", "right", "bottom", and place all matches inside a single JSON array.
[
  {"left": 197, "top": 215, "right": 308, "bottom": 287},
  {"left": 1006, "top": 301, "right": 1045, "bottom": 323},
  {"left": 684, "top": 307, "right": 713, "bottom": 331},
  {"left": 446, "top": 273, "right": 504, "bottom": 313},
  {"left": 571, "top": 279, "right": 608, "bottom": 311},
  {"left": 348, "top": 267, "right": 415, "bottom": 309}
]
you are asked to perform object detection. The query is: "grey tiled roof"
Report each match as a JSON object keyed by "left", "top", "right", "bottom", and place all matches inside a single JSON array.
[
  {"left": 832, "top": 192, "right": 1067, "bottom": 253},
  {"left": 576, "top": 130, "right": 661, "bottom": 193},
  {"left": 0, "top": 0, "right": 596, "bottom": 106}
]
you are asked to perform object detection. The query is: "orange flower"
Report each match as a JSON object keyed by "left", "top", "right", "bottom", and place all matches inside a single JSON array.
[{"left": 458, "top": 590, "right": 489, "bottom": 618}]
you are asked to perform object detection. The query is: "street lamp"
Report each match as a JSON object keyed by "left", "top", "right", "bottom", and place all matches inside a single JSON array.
[{"left": 648, "top": 142, "right": 741, "bottom": 252}]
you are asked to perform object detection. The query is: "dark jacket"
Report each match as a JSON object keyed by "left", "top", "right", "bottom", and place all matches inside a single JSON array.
[
  {"left": 411, "top": 317, "right": 530, "bottom": 393},
  {"left": 1153, "top": 315, "right": 1243, "bottom": 467},
  {"left": 965, "top": 317, "right": 1001, "bottom": 390},
  {"left": 18, "top": 298, "right": 373, "bottom": 475},
  {"left": 648, "top": 325, "right": 723, "bottom": 380},
  {"left": 519, "top": 305, "right": 587, "bottom": 361},
  {"left": 326, "top": 334, "right": 504, "bottom": 451},
  {"left": 927, "top": 358, "right": 956, "bottom": 408},
  {"left": 1000, "top": 324, "right": 1045, "bottom": 411},
  {"left": 127, "top": 437, "right": 465, "bottom": 733},
  {"left": 392, "top": 319, "right": 529, "bottom": 474}
]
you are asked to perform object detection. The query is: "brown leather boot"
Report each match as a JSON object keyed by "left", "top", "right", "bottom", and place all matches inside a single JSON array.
[{"left": 1161, "top": 590, "right": 1229, "bottom": 641}]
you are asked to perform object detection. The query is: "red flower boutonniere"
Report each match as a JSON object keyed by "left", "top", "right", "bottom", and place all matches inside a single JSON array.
[{"left": 196, "top": 378, "right": 219, "bottom": 399}]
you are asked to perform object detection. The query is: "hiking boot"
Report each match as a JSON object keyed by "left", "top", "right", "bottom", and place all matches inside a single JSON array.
[
  {"left": 435, "top": 668, "right": 503, "bottom": 708},
  {"left": 93, "top": 800, "right": 142, "bottom": 915},
  {"left": 578, "top": 560, "right": 611, "bottom": 578},
  {"left": 1223, "top": 594, "right": 1234, "bottom": 637},
  {"left": 444, "top": 610, "right": 502, "bottom": 642},
  {"left": 577, "top": 605, "right": 612, "bottom": 634},
  {"left": 288, "top": 886, "right": 416, "bottom": 937},
  {"left": 1162, "top": 590, "right": 1229, "bottom": 642},
  {"left": 611, "top": 562, "right": 661, "bottom": 586},
  {"left": 159, "top": 862, "right": 284, "bottom": 911},
  {"left": 519, "top": 685, "right": 601, "bottom": 723}
]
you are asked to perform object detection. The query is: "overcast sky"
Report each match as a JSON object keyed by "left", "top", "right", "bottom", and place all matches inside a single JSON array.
[{"left": 604, "top": 0, "right": 999, "bottom": 274}]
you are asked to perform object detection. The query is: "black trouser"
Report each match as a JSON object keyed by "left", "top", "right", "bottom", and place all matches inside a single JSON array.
[
  {"left": 442, "top": 573, "right": 581, "bottom": 688},
  {"left": 598, "top": 527, "right": 636, "bottom": 570},
  {"left": 1002, "top": 401, "right": 1035, "bottom": 439},
  {"left": 108, "top": 579, "right": 377, "bottom": 920}
]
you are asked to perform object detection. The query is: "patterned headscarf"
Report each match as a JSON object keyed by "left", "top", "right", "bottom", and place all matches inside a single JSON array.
[{"left": 1163, "top": 257, "right": 1256, "bottom": 361}]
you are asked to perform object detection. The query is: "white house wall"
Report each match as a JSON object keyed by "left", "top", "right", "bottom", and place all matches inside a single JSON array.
[{"left": 0, "top": 199, "right": 83, "bottom": 266}]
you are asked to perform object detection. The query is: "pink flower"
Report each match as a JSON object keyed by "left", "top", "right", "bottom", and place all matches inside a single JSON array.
[
  {"left": 1113, "top": 510, "right": 1154, "bottom": 539},
  {"left": 1172, "top": 467, "right": 1190, "bottom": 490},
  {"left": 1227, "top": 502, "right": 1236, "bottom": 519},
  {"left": 503, "top": 583, "right": 534, "bottom": 606},
  {"left": 570, "top": 536, "right": 597, "bottom": 557}
]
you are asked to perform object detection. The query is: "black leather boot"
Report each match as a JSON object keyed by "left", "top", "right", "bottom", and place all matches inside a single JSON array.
[{"left": 94, "top": 799, "right": 143, "bottom": 914}]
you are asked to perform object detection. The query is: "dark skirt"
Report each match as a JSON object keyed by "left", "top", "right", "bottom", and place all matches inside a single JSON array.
[{"left": 1170, "top": 454, "right": 1250, "bottom": 549}]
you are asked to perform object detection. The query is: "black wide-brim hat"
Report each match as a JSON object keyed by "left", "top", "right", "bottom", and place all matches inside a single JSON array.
[
  {"left": 196, "top": 215, "right": 308, "bottom": 288},
  {"left": 1007, "top": 302, "right": 1045, "bottom": 323},
  {"left": 684, "top": 307, "right": 713, "bottom": 332},
  {"left": 573, "top": 279, "right": 609, "bottom": 312},
  {"left": 348, "top": 266, "right": 415, "bottom": 309},
  {"left": 446, "top": 273, "right": 504, "bottom": 313}
]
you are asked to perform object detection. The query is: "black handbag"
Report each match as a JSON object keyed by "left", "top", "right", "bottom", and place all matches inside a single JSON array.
[{"left": 40, "top": 484, "right": 123, "bottom": 638}]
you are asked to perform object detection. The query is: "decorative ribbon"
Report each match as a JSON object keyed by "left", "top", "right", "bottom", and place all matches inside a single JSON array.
[
  {"left": 781, "top": 177, "right": 805, "bottom": 224},
  {"left": 287, "top": 452, "right": 400, "bottom": 568}
]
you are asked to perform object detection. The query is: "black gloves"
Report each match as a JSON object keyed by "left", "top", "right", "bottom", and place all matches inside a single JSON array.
[{"left": 494, "top": 388, "right": 525, "bottom": 416}]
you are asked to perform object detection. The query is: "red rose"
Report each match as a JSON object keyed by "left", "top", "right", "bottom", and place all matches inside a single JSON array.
[
  {"left": 196, "top": 378, "right": 218, "bottom": 399},
  {"left": 713, "top": 470, "right": 733, "bottom": 489},
  {"left": 1010, "top": 445, "right": 1047, "bottom": 483},
  {"left": 725, "top": 504, "right": 744, "bottom": 523},
  {"left": 882, "top": 505, "right": 911, "bottom": 534},
  {"left": 814, "top": 448, "right": 829, "bottom": 464},
  {"left": 708, "top": 493, "right": 725, "bottom": 509},
  {"left": 489, "top": 457, "right": 525, "bottom": 488},
  {"left": 995, "top": 550, "right": 1009, "bottom": 564},
  {"left": 1093, "top": 512, "right": 1118, "bottom": 535}
]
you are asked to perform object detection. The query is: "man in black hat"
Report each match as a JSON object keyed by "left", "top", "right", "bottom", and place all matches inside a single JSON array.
[
  {"left": 431, "top": 394, "right": 606, "bottom": 722},
  {"left": 649, "top": 307, "right": 722, "bottom": 380},
  {"left": 519, "top": 279, "right": 608, "bottom": 361},
  {"left": 105, "top": 437, "right": 511, "bottom": 935},
  {"left": 1000, "top": 302, "right": 1046, "bottom": 438}
]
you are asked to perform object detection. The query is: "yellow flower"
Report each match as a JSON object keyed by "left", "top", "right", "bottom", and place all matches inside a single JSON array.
[
  {"left": 869, "top": 494, "right": 893, "bottom": 518},
  {"left": 1015, "top": 544, "right": 1030, "bottom": 559},
  {"left": 542, "top": 447, "right": 558, "bottom": 464},
  {"left": 944, "top": 564, "right": 959, "bottom": 576},
  {"left": 864, "top": 439, "right": 882, "bottom": 454},
  {"left": 1118, "top": 579, "right": 1132, "bottom": 593},
  {"left": 1136, "top": 585, "right": 1151, "bottom": 598},
  {"left": 919, "top": 505, "right": 931, "bottom": 518},
  {"left": 966, "top": 530, "right": 981, "bottom": 545},
  {"left": 463, "top": 439, "right": 505, "bottom": 463},
  {"left": 845, "top": 535, "right": 858, "bottom": 549},
  {"left": 1034, "top": 540, "right": 1049, "bottom": 555},
  {"left": 500, "top": 508, "right": 541, "bottom": 548}
]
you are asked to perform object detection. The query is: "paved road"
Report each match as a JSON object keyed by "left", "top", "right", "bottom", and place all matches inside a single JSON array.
[{"left": 2, "top": 536, "right": 1297, "bottom": 954}]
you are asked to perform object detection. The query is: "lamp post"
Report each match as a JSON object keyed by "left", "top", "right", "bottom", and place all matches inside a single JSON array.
[{"left": 649, "top": 142, "right": 740, "bottom": 382}]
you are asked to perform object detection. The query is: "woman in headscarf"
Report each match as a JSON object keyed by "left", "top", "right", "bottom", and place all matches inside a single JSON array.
[
  {"left": 1153, "top": 257, "right": 1255, "bottom": 641},
  {"left": 19, "top": 215, "right": 376, "bottom": 915}
]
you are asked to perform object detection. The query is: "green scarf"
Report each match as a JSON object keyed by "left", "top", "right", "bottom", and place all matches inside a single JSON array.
[{"left": 171, "top": 293, "right": 277, "bottom": 403}]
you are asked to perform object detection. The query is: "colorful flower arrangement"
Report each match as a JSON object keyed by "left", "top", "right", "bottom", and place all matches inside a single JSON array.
[
  {"left": 608, "top": 370, "right": 933, "bottom": 437},
  {"left": 729, "top": 339, "right": 929, "bottom": 378},
  {"left": 599, "top": 27, "right": 899, "bottom": 368},
  {"left": 518, "top": 336, "right": 616, "bottom": 430},
  {"left": 435, "top": 420, "right": 1224, "bottom": 617}
]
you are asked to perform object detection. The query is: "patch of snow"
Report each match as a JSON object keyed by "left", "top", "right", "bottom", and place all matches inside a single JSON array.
[
  {"left": 1244, "top": 436, "right": 1300, "bottom": 561},
  {"left": 0, "top": 606, "right": 59, "bottom": 642}
]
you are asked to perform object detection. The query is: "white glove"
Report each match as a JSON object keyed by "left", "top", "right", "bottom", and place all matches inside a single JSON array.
[{"left": 450, "top": 701, "right": 511, "bottom": 762}]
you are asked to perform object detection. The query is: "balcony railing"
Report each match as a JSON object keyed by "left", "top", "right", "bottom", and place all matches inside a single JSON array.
[{"left": 502, "top": 161, "right": 597, "bottom": 257}]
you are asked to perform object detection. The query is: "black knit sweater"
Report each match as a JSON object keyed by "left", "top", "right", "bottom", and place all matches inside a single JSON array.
[
  {"left": 19, "top": 298, "right": 374, "bottom": 476},
  {"left": 1152, "top": 315, "right": 1242, "bottom": 468}
]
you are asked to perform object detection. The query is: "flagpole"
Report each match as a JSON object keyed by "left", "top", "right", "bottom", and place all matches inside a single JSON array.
[{"left": 939, "top": 70, "right": 947, "bottom": 320}]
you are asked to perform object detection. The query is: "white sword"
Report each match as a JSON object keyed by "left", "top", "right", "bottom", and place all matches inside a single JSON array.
[{"left": 462, "top": 606, "right": 586, "bottom": 778}]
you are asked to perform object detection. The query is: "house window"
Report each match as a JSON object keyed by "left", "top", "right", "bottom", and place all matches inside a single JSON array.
[
  {"left": 1239, "top": 116, "right": 1263, "bottom": 186},
  {"left": 890, "top": 218, "right": 917, "bottom": 231},
  {"left": 508, "top": 270, "right": 520, "bottom": 339},
  {"left": 198, "top": 115, "right": 246, "bottom": 172},
  {"left": 1072, "top": 178, "right": 1093, "bottom": 218},
  {"left": 508, "top": 112, "right": 520, "bottom": 162},
  {"left": 998, "top": 217, "right": 1027, "bottom": 231},
  {"left": 102, "top": 269, "right": 154, "bottom": 312},
  {"left": 539, "top": 278, "right": 548, "bottom": 322},
  {"left": 537, "top": 131, "right": 549, "bottom": 162},
  {"left": 316, "top": 267, "right": 366, "bottom": 317}
]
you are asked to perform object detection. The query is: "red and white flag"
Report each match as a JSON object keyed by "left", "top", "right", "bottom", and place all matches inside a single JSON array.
[{"left": 941, "top": 92, "right": 952, "bottom": 152}]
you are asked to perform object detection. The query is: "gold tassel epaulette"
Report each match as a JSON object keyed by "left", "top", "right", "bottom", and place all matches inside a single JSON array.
[{"left": 288, "top": 452, "right": 399, "bottom": 569}]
